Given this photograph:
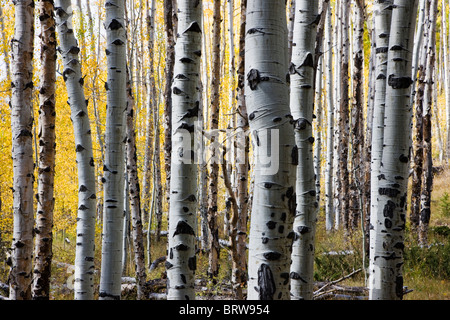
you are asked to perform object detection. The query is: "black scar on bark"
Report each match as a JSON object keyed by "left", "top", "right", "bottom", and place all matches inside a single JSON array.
[
  {"left": 112, "top": 39, "right": 125, "bottom": 46},
  {"left": 188, "top": 256, "right": 196, "bottom": 271},
  {"left": 247, "top": 69, "right": 268, "bottom": 90},
  {"left": 108, "top": 19, "right": 123, "bottom": 30},
  {"left": 379, "top": 187, "right": 400, "bottom": 197},
  {"left": 395, "top": 276, "right": 404, "bottom": 299},
  {"left": 297, "top": 226, "right": 310, "bottom": 235},
  {"left": 178, "top": 123, "right": 194, "bottom": 133},
  {"left": 79, "top": 185, "right": 88, "bottom": 192},
  {"left": 383, "top": 200, "right": 396, "bottom": 219},
  {"left": 180, "top": 57, "right": 195, "bottom": 64},
  {"left": 247, "top": 28, "right": 265, "bottom": 35},
  {"left": 175, "top": 244, "right": 189, "bottom": 251},
  {"left": 399, "top": 154, "right": 409, "bottom": 163},
  {"left": 266, "top": 221, "right": 276, "bottom": 229},
  {"left": 181, "top": 103, "right": 199, "bottom": 120},
  {"left": 180, "top": 274, "right": 187, "bottom": 284},
  {"left": 173, "top": 221, "right": 195, "bottom": 237},
  {"left": 385, "top": 218, "right": 392, "bottom": 229},
  {"left": 376, "top": 46, "right": 389, "bottom": 54},
  {"left": 257, "top": 263, "right": 276, "bottom": 300},
  {"left": 290, "top": 272, "right": 307, "bottom": 283},
  {"left": 165, "top": 261, "right": 173, "bottom": 270},
  {"left": 388, "top": 74, "right": 413, "bottom": 89},
  {"left": 75, "top": 144, "right": 85, "bottom": 152},
  {"left": 263, "top": 251, "right": 281, "bottom": 261},
  {"left": 299, "top": 53, "right": 314, "bottom": 68},
  {"left": 184, "top": 21, "right": 202, "bottom": 33},
  {"left": 291, "top": 146, "right": 298, "bottom": 165},
  {"left": 280, "top": 273, "right": 290, "bottom": 285}
]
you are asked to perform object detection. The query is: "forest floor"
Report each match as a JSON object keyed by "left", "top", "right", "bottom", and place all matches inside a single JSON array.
[{"left": 0, "top": 167, "right": 449, "bottom": 300}]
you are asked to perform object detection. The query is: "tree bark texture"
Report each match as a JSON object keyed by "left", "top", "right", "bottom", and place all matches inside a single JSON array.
[
  {"left": 369, "top": 0, "right": 418, "bottom": 300},
  {"left": 55, "top": 0, "right": 97, "bottom": 300},
  {"left": 207, "top": 0, "right": 222, "bottom": 279},
  {"left": 246, "top": 0, "right": 297, "bottom": 300},
  {"left": 166, "top": 0, "right": 202, "bottom": 300},
  {"left": 32, "top": 0, "right": 57, "bottom": 300},
  {"left": 289, "top": 0, "right": 319, "bottom": 300},
  {"left": 100, "top": 0, "right": 127, "bottom": 300},
  {"left": 125, "top": 71, "right": 147, "bottom": 300},
  {"left": 9, "top": 0, "right": 35, "bottom": 301}
]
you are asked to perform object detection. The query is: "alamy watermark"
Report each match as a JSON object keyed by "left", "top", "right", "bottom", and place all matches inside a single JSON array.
[{"left": 173, "top": 121, "right": 280, "bottom": 175}]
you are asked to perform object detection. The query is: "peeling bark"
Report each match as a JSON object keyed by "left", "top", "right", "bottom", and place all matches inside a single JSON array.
[{"left": 32, "top": 0, "right": 57, "bottom": 300}]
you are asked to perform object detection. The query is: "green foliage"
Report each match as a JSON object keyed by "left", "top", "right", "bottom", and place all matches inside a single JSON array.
[
  {"left": 404, "top": 241, "right": 450, "bottom": 279},
  {"left": 438, "top": 192, "right": 450, "bottom": 218}
]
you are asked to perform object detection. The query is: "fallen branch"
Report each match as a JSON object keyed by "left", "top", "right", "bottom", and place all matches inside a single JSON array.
[{"left": 314, "top": 268, "right": 362, "bottom": 296}]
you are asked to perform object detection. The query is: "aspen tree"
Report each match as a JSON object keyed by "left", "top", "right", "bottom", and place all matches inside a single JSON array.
[
  {"left": 207, "top": 0, "right": 222, "bottom": 279},
  {"left": 166, "top": 0, "right": 202, "bottom": 300},
  {"left": 289, "top": 0, "right": 319, "bottom": 300},
  {"left": 9, "top": 0, "right": 35, "bottom": 300},
  {"left": 246, "top": 0, "right": 297, "bottom": 300},
  {"left": 54, "top": 0, "right": 97, "bottom": 300},
  {"left": 369, "top": 0, "right": 418, "bottom": 300},
  {"left": 32, "top": 0, "right": 57, "bottom": 300},
  {"left": 99, "top": 0, "right": 127, "bottom": 300},
  {"left": 419, "top": 0, "right": 436, "bottom": 247}
]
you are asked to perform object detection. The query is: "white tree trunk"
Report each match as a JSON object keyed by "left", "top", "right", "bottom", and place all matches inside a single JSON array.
[
  {"left": 166, "top": 0, "right": 202, "bottom": 300},
  {"left": 54, "top": 0, "right": 97, "bottom": 300},
  {"left": 100, "top": 0, "right": 127, "bottom": 300},
  {"left": 289, "top": 0, "right": 319, "bottom": 300},
  {"left": 324, "top": 4, "right": 334, "bottom": 232},
  {"left": 369, "top": 0, "right": 418, "bottom": 300},
  {"left": 246, "top": 0, "right": 296, "bottom": 300},
  {"left": 9, "top": 0, "right": 35, "bottom": 301}
]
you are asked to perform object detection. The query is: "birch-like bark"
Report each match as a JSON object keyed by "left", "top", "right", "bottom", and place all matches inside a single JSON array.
[
  {"left": 207, "top": 0, "right": 222, "bottom": 279},
  {"left": 32, "top": 0, "right": 57, "bottom": 300},
  {"left": 100, "top": 0, "right": 127, "bottom": 300},
  {"left": 125, "top": 71, "right": 147, "bottom": 299},
  {"left": 324, "top": 4, "right": 334, "bottom": 231},
  {"left": 369, "top": 0, "right": 418, "bottom": 300},
  {"left": 349, "top": 0, "right": 365, "bottom": 230},
  {"left": 419, "top": 0, "right": 436, "bottom": 247},
  {"left": 232, "top": 0, "right": 249, "bottom": 299},
  {"left": 246, "top": 0, "right": 296, "bottom": 300},
  {"left": 142, "top": 0, "right": 157, "bottom": 226},
  {"left": 163, "top": 0, "right": 175, "bottom": 220},
  {"left": 54, "top": 0, "right": 97, "bottom": 300},
  {"left": 338, "top": 0, "right": 350, "bottom": 230},
  {"left": 9, "top": 0, "right": 35, "bottom": 301},
  {"left": 166, "top": 0, "right": 202, "bottom": 300},
  {"left": 368, "top": 0, "right": 393, "bottom": 278},
  {"left": 289, "top": 0, "right": 319, "bottom": 300}
]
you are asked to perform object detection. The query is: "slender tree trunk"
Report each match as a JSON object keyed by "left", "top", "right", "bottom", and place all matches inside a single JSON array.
[
  {"left": 9, "top": 0, "right": 35, "bottom": 301},
  {"left": 125, "top": 70, "right": 147, "bottom": 300},
  {"left": 207, "top": 0, "right": 222, "bottom": 279},
  {"left": 32, "top": 0, "right": 57, "bottom": 300},
  {"left": 163, "top": 0, "right": 176, "bottom": 225},
  {"left": 100, "top": 0, "right": 127, "bottom": 300},
  {"left": 166, "top": 0, "right": 202, "bottom": 300},
  {"left": 142, "top": 0, "right": 157, "bottom": 226},
  {"left": 231, "top": 0, "right": 249, "bottom": 299},
  {"left": 324, "top": 3, "right": 334, "bottom": 232},
  {"left": 55, "top": 0, "right": 97, "bottom": 300},
  {"left": 419, "top": 0, "right": 436, "bottom": 247},
  {"left": 338, "top": 0, "right": 350, "bottom": 231},
  {"left": 349, "top": 0, "right": 365, "bottom": 230},
  {"left": 289, "top": 0, "right": 319, "bottom": 300},
  {"left": 369, "top": 0, "right": 418, "bottom": 300},
  {"left": 246, "top": 0, "right": 297, "bottom": 300},
  {"left": 368, "top": 0, "right": 393, "bottom": 281}
]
